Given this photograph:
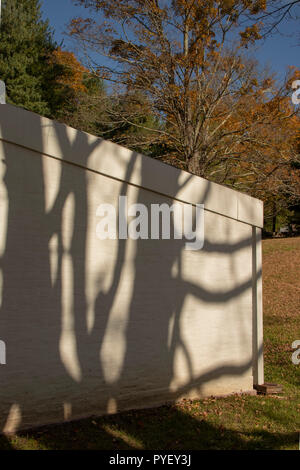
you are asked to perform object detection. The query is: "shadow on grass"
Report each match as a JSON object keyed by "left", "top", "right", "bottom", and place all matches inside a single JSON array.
[
  {"left": 4, "top": 405, "right": 298, "bottom": 451},
  {"left": 0, "top": 434, "right": 13, "bottom": 450}
]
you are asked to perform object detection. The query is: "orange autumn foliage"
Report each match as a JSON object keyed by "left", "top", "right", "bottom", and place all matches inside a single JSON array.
[{"left": 49, "top": 48, "right": 88, "bottom": 93}]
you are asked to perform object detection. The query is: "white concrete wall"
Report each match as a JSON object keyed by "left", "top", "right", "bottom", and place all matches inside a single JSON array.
[{"left": 0, "top": 104, "right": 263, "bottom": 432}]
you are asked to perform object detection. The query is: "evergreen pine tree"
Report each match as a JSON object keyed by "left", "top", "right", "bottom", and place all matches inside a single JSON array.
[{"left": 0, "top": 0, "right": 55, "bottom": 115}]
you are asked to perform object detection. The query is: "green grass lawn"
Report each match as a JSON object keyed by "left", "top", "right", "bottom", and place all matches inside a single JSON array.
[{"left": 0, "top": 237, "right": 299, "bottom": 450}]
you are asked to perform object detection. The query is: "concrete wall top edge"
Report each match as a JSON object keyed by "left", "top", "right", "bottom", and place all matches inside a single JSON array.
[{"left": 0, "top": 103, "right": 263, "bottom": 227}]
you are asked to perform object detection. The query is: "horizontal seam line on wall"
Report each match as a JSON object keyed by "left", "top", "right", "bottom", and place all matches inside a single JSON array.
[{"left": 0, "top": 136, "right": 261, "bottom": 228}]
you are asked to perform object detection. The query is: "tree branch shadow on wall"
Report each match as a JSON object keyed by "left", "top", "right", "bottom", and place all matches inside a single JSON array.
[{"left": 0, "top": 110, "right": 262, "bottom": 440}]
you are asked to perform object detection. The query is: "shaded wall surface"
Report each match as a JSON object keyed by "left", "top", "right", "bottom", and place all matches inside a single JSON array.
[{"left": 0, "top": 104, "right": 264, "bottom": 432}]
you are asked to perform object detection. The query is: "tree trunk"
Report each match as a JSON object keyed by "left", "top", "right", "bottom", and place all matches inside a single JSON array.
[
  {"left": 188, "top": 155, "right": 199, "bottom": 175},
  {"left": 187, "top": 151, "right": 206, "bottom": 177},
  {"left": 272, "top": 201, "right": 277, "bottom": 235}
]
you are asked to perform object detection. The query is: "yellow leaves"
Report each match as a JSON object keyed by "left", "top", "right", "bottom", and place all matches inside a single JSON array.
[
  {"left": 262, "top": 78, "right": 273, "bottom": 89},
  {"left": 220, "top": 0, "right": 235, "bottom": 12},
  {"left": 49, "top": 48, "right": 88, "bottom": 93},
  {"left": 209, "top": 6, "right": 218, "bottom": 19},
  {"left": 240, "top": 23, "right": 262, "bottom": 45},
  {"left": 249, "top": 0, "right": 267, "bottom": 15},
  {"left": 69, "top": 17, "right": 93, "bottom": 36}
]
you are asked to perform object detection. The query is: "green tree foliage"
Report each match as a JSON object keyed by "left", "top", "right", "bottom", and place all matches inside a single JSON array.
[{"left": 0, "top": 0, "right": 55, "bottom": 115}]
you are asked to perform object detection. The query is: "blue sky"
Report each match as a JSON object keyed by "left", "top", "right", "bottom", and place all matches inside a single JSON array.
[{"left": 41, "top": 0, "right": 299, "bottom": 81}]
